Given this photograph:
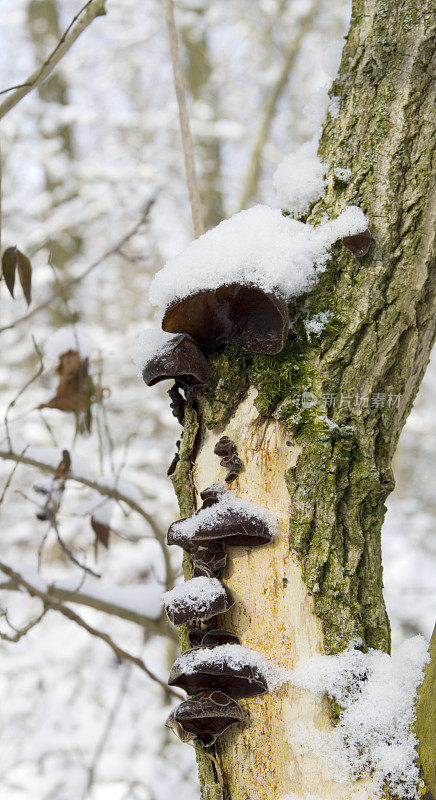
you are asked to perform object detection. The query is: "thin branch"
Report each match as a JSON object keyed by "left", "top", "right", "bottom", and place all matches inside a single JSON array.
[
  {"left": 4, "top": 336, "right": 44, "bottom": 447},
  {"left": 0, "top": 605, "right": 47, "bottom": 642},
  {"left": 0, "top": 572, "right": 171, "bottom": 632},
  {"left": 0, "top": 0, "right": 106, "bottom": 120},
  {"left": 163, "top": 0, "right": 204, "bottom": 237},
  {"left": 238, "top": 0, "right": 322, "bottom": 211},
  {"left": 0, "top": 195, "right": 156, "bottom": 334},
  {"left": 0, "top": 560, "right": 182, "bottom": 699}
]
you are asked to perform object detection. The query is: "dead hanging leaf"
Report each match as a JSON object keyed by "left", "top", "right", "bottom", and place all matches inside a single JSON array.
[
  {"left": 39, "top": 350, "right": 95, "bottom": 415},
  {"left": 91, "top": 516, "right": 110, "bottom": 548},
  {"left": 2, "top": 246, "right": 32, "bottom": 304},
  {"left": 16, "top": 250, "right": 32, "bottom": 305},
  {"left": 2, "top": 247, "right": 17, "bottom": 297}
]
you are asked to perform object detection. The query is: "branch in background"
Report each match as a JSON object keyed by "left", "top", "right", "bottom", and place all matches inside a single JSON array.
[
  {"left": 238, "top": 0, "right": 322, "bottom": 211},
  {"left": 0, "top": 560, "right": 182, "bottom": 699},
  {"left": 0, "top": 443, "right": 175, "bottom": 596},
  {"left": 0, "top": 605, "right": 47, "bottom": 642},
  {"left": 163, "top": 0, "right": 204, "bottom": 237},
  {"left": 0, "top": 0, "right": 106, "bottom": 120},
  {"left": 0, "top": 196, "right": 156, "bottom": 334},
  {"left": 0, "top": 445, "right": 162, "bottom": 539},
  {"left": 0, "top": 567, "right": 173, "bottom": 633}
]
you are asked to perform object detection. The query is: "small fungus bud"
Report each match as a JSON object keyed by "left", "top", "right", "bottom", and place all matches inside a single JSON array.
[
  {"left": 201, "top": 629, "right": 241, "bottom": 647},
  {"left": 188, "top": 628, "right": 241, "bottom": 648},
  {"left": 162, "top": 283, "right": 290, "bottom": 355},
  {"left": 162, "top": 576, "right": 234, "bottom": 627},
  {"left": 166, "top": 690, "right": 244, "bottom": 747},
  {"left": 342, "top": 229, "right": 372, "bottom": 258},
  {"left": 214, "top": 436, "right": 237, "bottom": 457}
]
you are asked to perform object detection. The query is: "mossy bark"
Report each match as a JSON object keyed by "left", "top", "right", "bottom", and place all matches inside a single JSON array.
[{"left": 170, "top": 0, "right": 435, "bottom": 797}]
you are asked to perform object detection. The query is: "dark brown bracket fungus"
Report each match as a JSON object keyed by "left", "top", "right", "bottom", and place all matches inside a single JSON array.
[
  {"left": 167, "top": 484, "right": 275, "bottom": 554},
  {"left": 142, "top": 333, "right": 210, "bottom": 387},
  {"left": 342, "top": 228, "right": 372, "bottom": 257},
  {"left": 166, "top": 690, "right": 244, "bottom": 747},
  {"left": 168, "top": 645, "right": 269, "bottom": 698},
  {"left": 162, "top": 576, "right": 234, "bottom": 627},
  {"left": 162, "top": 283, "right": 290, "bottom": 355}
]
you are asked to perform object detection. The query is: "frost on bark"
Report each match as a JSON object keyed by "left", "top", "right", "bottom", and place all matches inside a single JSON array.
[{"left": 170, "top": 0, "right": 435, "bottom": 797}]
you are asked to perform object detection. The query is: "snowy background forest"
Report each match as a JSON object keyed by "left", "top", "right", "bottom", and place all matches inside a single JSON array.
[{"left": 0, "top": 0, "right": 434, "bottom": 797}]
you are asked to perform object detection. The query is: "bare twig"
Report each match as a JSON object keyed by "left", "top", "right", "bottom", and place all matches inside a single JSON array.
[
  {"left": 163, "top": 0, "right": 204, "bottom": 237},
  {"left": 0, "top": 0, "right": 106, "bottom": 120},
  {"left": 0, "top": 605, "right": 47, "bottom": 642},
  {"left": 0, "top": 560, "right": 182, "bottom": 698},
  {"left": 238, "top": 0, "right": 322, "bottom": 210},
  {"left": 4, "top": 337, "right": 44, "bottom": 447},
  {"left": 0, "top": 196, "right": 156, "bottom": 334}
]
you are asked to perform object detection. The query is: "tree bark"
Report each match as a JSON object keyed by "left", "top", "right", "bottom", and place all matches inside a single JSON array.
[{"left": 171, "top": 0, "right": 435, "bottom": 797}]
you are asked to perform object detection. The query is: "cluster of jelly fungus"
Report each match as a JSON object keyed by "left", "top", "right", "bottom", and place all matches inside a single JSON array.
[
  {"left": 214, "top": 436, "right": 244, "bottom": 483},
  {"left": 164, "top": 484, "right": 276, "bottom": 748}
]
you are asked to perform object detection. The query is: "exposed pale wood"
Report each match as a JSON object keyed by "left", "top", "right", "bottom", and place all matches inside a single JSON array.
[{"left": 194, "top": 389, "right": 372, "bottom": 800}]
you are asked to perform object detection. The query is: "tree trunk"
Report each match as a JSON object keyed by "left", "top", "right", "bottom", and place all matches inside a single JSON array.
[{"left": 171, "top": 0, "right": 435, "bottom": 797}]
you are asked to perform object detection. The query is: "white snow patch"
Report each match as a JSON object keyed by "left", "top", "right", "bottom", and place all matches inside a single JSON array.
[
  {"left": 150, "top": 205, "right": 368, "bottom": 313},
  {"left": 44, "top": 325, "right": 94, "bottom": 362},
  {"left": 273, "top": 140, "right": 326, "bottom": 217},
  {"left": 131, "top": 328, "right": 181, "bottom": 374},
  {"left": 333, "top": 166, "right": 351, "bottom": 183},
  {"left": 304, "top": 311, "right": 330, "bottom": 340},
  {"left": 169, "top": 483, "right": 277, "bottom": 543},
  {"left": 317, "top": 415, "right": 340, "bottom": 433},
  {"left": 173, "top": 643, "right": 290, "bottom": 693},
  {"left": 290, "top": 637, "right": 429, "bottom": 798},
  {"left": 162, "top": 577, "right": 228, "bottom": 618},
  {"left": 328, "top": 94, "right": 341, "bottom": 119}
]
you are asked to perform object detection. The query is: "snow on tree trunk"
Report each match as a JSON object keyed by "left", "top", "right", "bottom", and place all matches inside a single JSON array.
[{"left": 170, "top": 0, "right": 435, "bottom": 797}]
